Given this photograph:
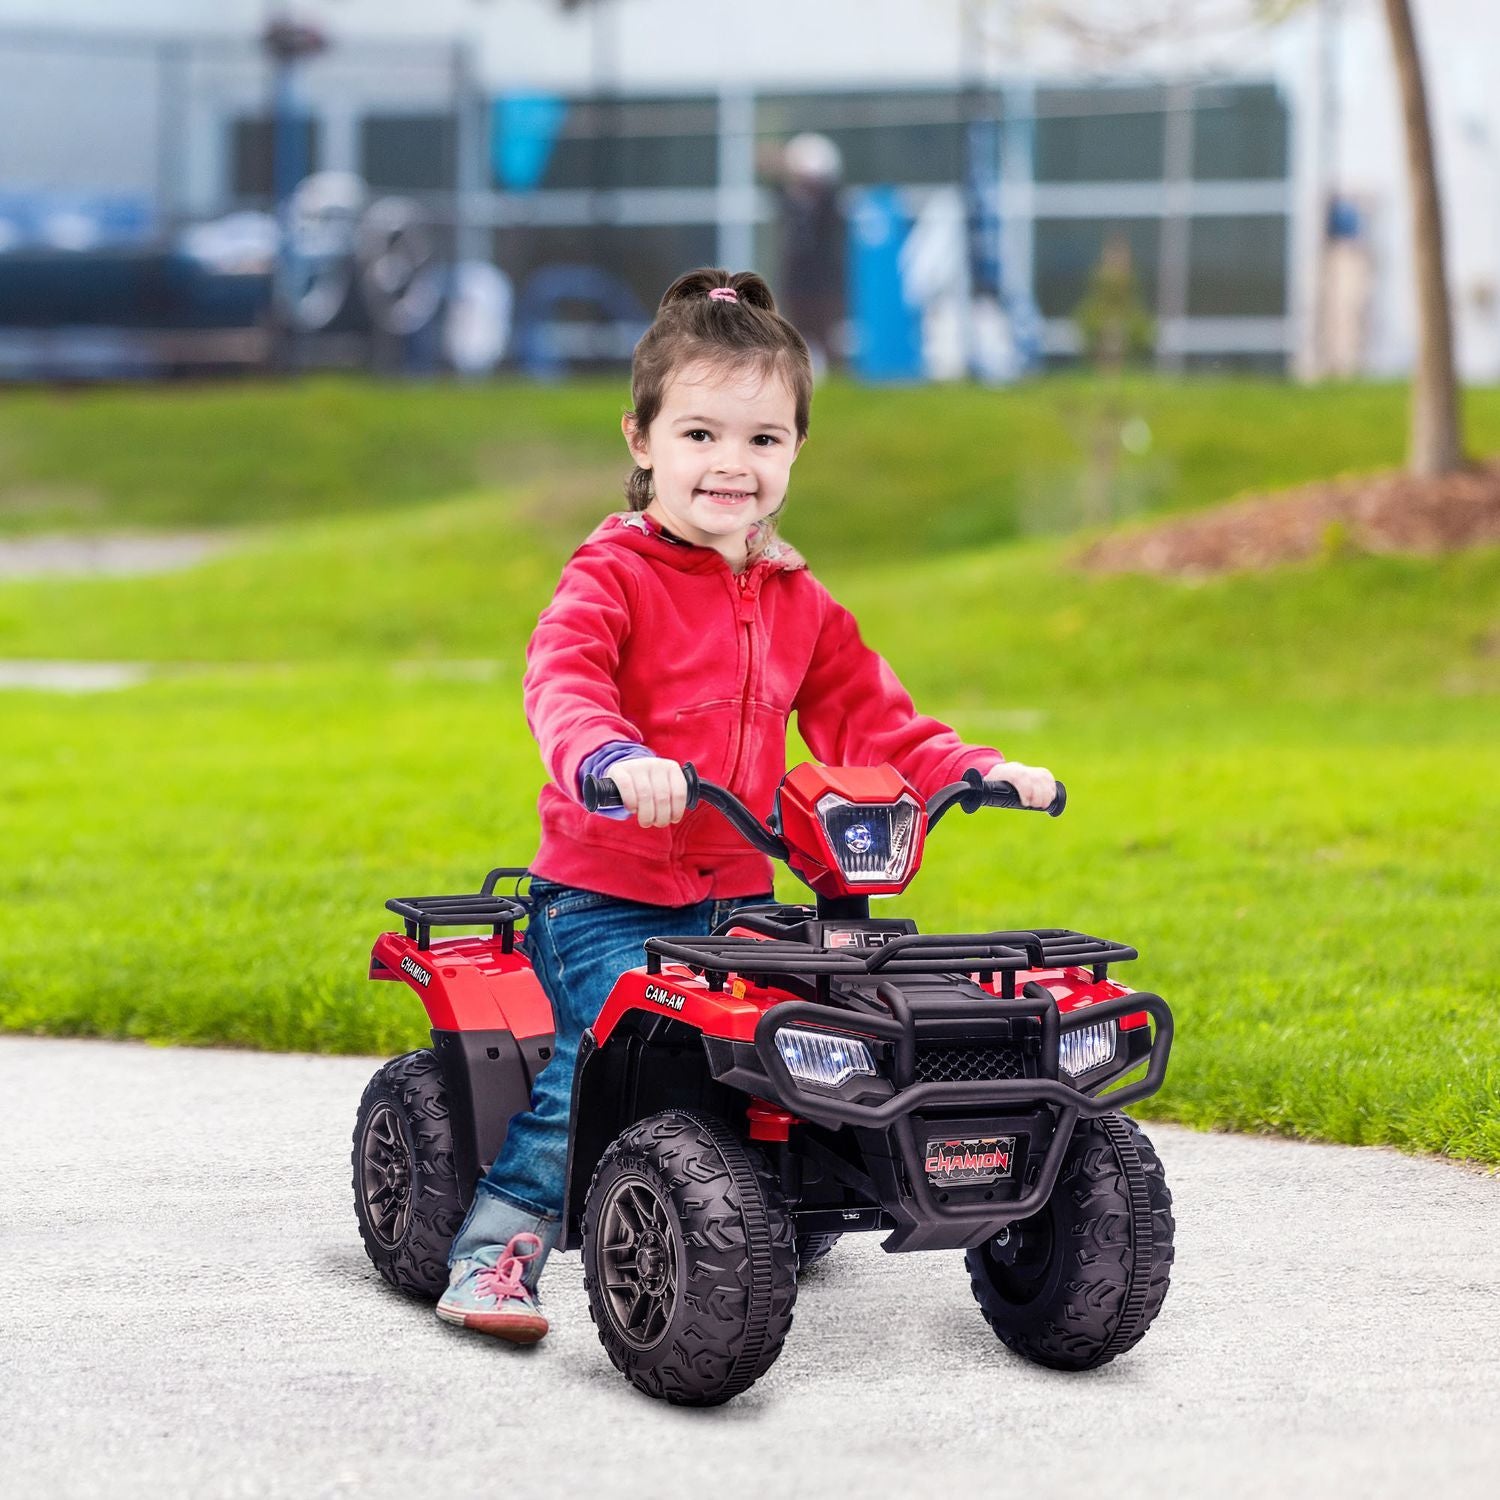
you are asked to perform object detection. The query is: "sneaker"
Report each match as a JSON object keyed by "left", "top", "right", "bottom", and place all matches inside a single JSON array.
[{"left": 435, "top": 1232, "right": 549, "bottom": 1344}]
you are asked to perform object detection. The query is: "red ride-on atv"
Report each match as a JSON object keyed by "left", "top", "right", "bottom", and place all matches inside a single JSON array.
[{"left": 354, "top": 762, "right": 1175, "bottom": 1406}]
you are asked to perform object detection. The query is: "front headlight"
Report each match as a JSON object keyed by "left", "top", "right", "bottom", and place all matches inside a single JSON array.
[
  {"left": 774, "top": 1027, "right": 878, "bottom": 1089},
  {"left": 1059, "top": 1019, "right": 1118, "bottom": 1076},
  {"left": 815, "top": 793, "right": 921, "bottom": 885}
]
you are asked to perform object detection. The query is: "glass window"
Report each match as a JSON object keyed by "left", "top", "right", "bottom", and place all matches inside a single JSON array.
[
  {"left": 1192, "top": 84, "right": 1288, "bottom": 180},
  {"left": 1186, "top": 215, "right": 1287, "bottom": 316},
  {"left": 507, "top": 96, "right": 719, "bottom": 190},
  {"left": 361, "top": 114, "right": 456, "bottom": 192},
  {"left": 230, "top": 116, "right": 321, "bottom": 200},
  {"left": 1034, "top": 87, "right": 1166, "bottom": 183},
  {"left": 1183, "top": 351, "right": 1288, "bottom": 373},
  {"left": 1032, "top": 218, "right": 1161, "bottom": 319}
]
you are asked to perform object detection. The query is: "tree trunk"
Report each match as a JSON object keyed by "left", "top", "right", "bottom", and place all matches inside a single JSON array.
[{"left": 1381, "top": 0, "right": 1463, "bottom": 475}]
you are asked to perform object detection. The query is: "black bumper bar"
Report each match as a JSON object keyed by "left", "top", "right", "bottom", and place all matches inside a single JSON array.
[{"left": 746, "top": 988, "right": 1173, "bottom": 1252}]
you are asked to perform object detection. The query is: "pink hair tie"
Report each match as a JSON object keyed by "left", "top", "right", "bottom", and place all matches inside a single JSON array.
[{"left": 708, "top": 287, "right": 739, "bottom": 303}]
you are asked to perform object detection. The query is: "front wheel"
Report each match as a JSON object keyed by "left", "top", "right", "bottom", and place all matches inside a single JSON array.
[
  {"left": 581, "top": 1110, "right": 798, "bottom": 1406},
  {"left": 965, "top": 1113, "right": 1174, "bottom": 1370}
]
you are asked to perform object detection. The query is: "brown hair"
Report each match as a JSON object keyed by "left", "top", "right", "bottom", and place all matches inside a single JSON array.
[{"left": 624, "top": 268, "right": 813, "bottom": 549}]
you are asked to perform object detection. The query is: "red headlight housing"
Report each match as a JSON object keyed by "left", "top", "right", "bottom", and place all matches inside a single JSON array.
[{"left": 775, "top": 763, "right": 929, "bottom": 897}]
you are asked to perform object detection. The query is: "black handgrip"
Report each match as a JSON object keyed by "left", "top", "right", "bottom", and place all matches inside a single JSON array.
[
  {"left": 961, "top": 768, "right": 1067, "bottom": 817},
  {"left": 582, "top": 760, "right": 702, "bottom": 813}
]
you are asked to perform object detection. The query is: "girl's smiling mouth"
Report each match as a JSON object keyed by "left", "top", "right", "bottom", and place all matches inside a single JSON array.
[{"left": 697, "top": 488, "right": 754, "bottom": 504}]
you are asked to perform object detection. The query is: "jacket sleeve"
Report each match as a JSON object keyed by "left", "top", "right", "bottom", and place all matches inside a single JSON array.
[
  {"left": 791, "top": 579, "right": 1001, "bottom": 799},
  {"left": 523, "top": 547, "right": 645, "bottom": 799}
]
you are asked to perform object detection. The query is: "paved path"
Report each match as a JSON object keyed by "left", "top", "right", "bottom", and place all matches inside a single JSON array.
[
  {"left": 4, "top": 1035, "right": 1498, "bottom": 1499},
  {"left": 0, "top": 532, "right": 224, "bottom": 579}
]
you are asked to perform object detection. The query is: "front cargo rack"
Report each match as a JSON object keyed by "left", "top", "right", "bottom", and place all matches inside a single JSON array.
[
  {"left": 645, "top": 928, "right": 1134, "bottom": 1001},
  {"left": 1032, "top": 929, "right": 1139, "bottom": 980}
]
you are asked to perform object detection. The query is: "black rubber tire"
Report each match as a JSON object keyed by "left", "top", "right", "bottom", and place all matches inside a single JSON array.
[
  {"left": 351, "top": 1049, "right": 466, "bottom": 1301},
  {"left": 794, "top": 1232, "right": 842, "bottom": 1270},
  {"left": 965, "top": 1113, "right": 1174, "bottom": 1371},
  {"left": 581, "top": 1110, "right": 798, "bottom": 1406}
]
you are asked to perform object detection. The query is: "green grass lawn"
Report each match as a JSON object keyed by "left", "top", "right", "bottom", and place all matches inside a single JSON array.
[
  {"left": 0, "top": 376, "right": 1496, "bottom": 1165},
  {"left": 6, "top": 374, "right": 1500, "bottom": 556}
]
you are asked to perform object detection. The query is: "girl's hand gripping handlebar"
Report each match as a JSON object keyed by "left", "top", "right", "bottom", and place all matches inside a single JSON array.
[
  {"left": 583, "top": 761, "right": 789, "bottom": 859},
  {"left": 962, "top": 767, "right": 1068, "bottom": 817},
  {"left": 582, "top": 762, "right": 701, "bottom": 814}
]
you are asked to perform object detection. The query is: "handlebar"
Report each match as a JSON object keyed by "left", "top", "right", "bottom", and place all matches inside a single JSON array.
[
  {"left": 582, "top": 761, "right": 790, "bottom": 859},
  {"left": 962, "top": 767, "right": 1067, "bottom": 817},
  {"left": 582, "top": 761, "right": 702, "bottom": 813},
  {"left": 580, "top": 761, "right": 1064, "bottom": 859}
]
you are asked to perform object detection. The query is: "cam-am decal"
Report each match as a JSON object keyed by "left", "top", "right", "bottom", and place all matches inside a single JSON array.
[
  {"left": 401, "top": 955, "right": 433, "bottom": 988},
  {"left": 924, "top": 1135, "right": 1016, "bottom": 1187},
  {"left": 644, "top": 982, "right": 686, "bottom": 1012}
]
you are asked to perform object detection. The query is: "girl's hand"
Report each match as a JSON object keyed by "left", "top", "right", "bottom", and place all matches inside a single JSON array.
[
  {"left": 981, "top": 760, "right": 1057, "bottom": 811},
  {"left": 603, "top": 757, "right": 692, "bottom": 829}
]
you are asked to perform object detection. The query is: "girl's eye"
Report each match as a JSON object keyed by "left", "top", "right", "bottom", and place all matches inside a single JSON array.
[
  {"left": 686, "top": 429, "right": 712, "bottom": 442},
  {"left": 751, "top": 434, "right": 778, "bottom": 447}
]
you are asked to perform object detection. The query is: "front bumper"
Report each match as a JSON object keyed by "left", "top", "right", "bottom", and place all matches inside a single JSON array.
[{"left": 707, "top": 987, "right": 1173, "bottom": 1252}]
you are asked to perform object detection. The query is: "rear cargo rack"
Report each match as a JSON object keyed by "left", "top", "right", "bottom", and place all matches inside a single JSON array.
[
  {"left": 646, "top": 928, "right": 1130, "bottom": 1001},
  {"left": 385, "top": 893, "right": 530, "bottom": 952}
]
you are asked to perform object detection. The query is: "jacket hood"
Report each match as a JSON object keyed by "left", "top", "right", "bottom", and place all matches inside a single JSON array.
[{"left": 588, "top": 510, "right": 808, "bottom": 574}]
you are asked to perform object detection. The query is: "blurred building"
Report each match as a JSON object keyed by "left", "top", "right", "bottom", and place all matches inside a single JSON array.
[{"left": 0, "top": 0, "right": 1494, "bottom": 382}]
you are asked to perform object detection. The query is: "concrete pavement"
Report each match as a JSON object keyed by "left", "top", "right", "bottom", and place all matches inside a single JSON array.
[{"left": 3, "top": 1034, "right": 1498, "bottom": 1499}]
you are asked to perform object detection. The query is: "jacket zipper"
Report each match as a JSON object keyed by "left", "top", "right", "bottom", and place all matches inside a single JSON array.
[
  {"left": 672, "top": 563, "right": 762, "bottom": 879},
  {"left": 725, "top": 564, "right": 762, "bottom": 793}
]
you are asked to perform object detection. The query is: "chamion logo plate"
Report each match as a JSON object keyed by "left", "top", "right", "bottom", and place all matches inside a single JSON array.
[{"left": 924, "top": 1134, "right": 1016, "bottom": 1187}]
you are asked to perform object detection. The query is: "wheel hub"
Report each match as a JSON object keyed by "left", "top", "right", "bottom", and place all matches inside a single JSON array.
[
  {"left": 360, "top": 1102, "right": 414, "bottom": 1252},
  {"left": 984, "top": 1211, "right": 1055, "bottom": 1300},
  {"left": 634, "top": 1232, "right": 670, "bottom": 1292},
  {"left": 597, "top": 1176, "right": 680, "bottom": 1352}
]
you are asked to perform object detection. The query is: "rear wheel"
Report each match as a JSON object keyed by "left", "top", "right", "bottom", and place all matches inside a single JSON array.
[
  {"left": 582, "top": 1110, "right": 798, "bottom": 1406},
  {"left": 965, "top": 1113, "right": 1174, "bottom": 1370},
  {"left": 352, "top": 1050, "right": 465, "bottom": 1299}
]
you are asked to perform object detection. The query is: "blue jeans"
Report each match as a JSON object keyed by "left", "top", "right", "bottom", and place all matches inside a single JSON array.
[{"left": 452, "top": 877, "right": 772, "bottom": 1261}]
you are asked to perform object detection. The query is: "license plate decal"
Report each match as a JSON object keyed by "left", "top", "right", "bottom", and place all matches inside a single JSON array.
[{"left": 924, "top": 1134, "right": 1016, "bottom": 1187}]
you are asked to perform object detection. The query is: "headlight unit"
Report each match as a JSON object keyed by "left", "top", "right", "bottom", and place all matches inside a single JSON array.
[
  {"left": 774, "top": 1027, "right": 877, "bottom": 1089},
  {"left": 816, "top": 793, "right": 921, "bottom": 885},
  {"left": 1059, "top": 1019, "right": 1118, "bottom": 1076}
]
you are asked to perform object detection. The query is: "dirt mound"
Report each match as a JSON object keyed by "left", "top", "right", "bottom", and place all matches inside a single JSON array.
[{"left": 1078, "top": 459, "right": 1500, "bottom": 577}]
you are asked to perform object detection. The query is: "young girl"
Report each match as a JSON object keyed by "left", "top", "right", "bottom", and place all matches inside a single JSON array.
[{"left": 436, "top": 267, "right": 1055, "bottom": 1343}]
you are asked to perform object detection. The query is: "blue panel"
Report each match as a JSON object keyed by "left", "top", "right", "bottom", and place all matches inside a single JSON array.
[
  {"left": 492, "top": 93, "right": 570, "bottom": 192},
  {"left": 847, "top": 186, "right": 921, "bottom": 382}
]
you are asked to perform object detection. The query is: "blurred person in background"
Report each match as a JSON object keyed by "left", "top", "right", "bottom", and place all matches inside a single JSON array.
[
  {"left": 775, "top": 132, "right": 848, "bottom": 373},
  {"left": 1320, "top": 196, "right": 1375, "bottom": 379}
]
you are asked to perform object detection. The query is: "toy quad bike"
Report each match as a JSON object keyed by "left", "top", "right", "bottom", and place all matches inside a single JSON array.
[{"left": 354, "top": 761, "right": 1175, "bottom": 1407}]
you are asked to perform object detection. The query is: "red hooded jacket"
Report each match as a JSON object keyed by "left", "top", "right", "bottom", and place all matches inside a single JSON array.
[{"left": 523, "top": 511, "right": 1001, "bottom": 905}]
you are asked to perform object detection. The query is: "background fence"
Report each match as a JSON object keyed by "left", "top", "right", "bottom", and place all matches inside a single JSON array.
[{"left": 0, "top": 24, "right": 1294, "bottom": 378}]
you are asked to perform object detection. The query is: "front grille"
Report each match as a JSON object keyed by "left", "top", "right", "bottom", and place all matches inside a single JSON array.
[{"left": 913, "top": 1041, "right": 1028, "bottom": 1085}]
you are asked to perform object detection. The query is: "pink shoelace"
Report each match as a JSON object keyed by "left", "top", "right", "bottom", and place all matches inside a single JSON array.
[{"left": 475, "top": 1232, "right": 543, "bottom": 1303}]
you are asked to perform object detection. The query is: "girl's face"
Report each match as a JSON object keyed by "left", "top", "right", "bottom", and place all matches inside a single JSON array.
[{"left": 624, "top": 359, "right": 803, "bottom": 566}]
